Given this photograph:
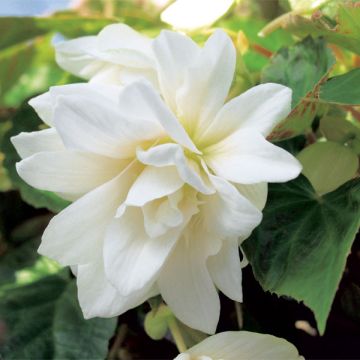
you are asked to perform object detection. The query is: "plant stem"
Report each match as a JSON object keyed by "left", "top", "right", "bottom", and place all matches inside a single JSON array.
[
  {"left": 168, "top": 318, "right": 187, "bottom": 353},
  {"left": 235, "top": 302, "right": 243, "bottom": 329}
]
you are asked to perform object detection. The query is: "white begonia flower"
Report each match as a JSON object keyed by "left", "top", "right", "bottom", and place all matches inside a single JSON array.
[
  {"left": 55, "top": 23, "right": 158, "bottom": 87},
  {"left": 174, "top": 331, "right": 304, "bottom": 360},
  {"left": 161, "top": 0, "right": 234, "bottom": 31},
  {"left": 12, "top": 29, "right": 301, "bottom": 334}
]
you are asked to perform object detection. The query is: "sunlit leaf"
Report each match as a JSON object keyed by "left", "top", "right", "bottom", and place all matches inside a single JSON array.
[
  {"left": 320, "top": 114, "right": 360, "bottom": 154},
  {"left": 297, "top": 141, "right": 358, "bottom": 195},
  {"left": 281, "top": 3, "right": 360, "bottom": 55}
]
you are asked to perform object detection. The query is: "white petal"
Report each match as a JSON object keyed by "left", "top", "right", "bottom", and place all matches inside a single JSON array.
[
  {"left": 158, "top": 227, "right": 221, "bottom": 334},
  {"left": 177, "top": 30, "right": 236, "bottom": 136},
  {"left": 152, "top": 30, "right": 200, "bottom": 112},
  {"left": 119, "top": 80, "right": 199, "bottom": 153},
  {"left": 16, "top": 150, "right": 127, "bottom": 194},
  {"left": 185, "top": 331, "right": 304, "bottom": 360},
  {"left": 142, "top": 190, "right": 184, "bottom": 238},
  {"left": 97, "top": 24, "right": 155, "bottom": 68},
  {"left": 201, "top": 175, "right": 262, "bottom": 240},
  {"left": 28, "top": 83, "right": 121, "bottom": 127},
  {"left": 11, "top": 128, "right": 64, "bottom": 159},
  {"left": 137, "top": 143, "right": 214, "bottom": 194},
  {"left": 161, "top": 0, "right": 234, "bottom": 31},
  {"left": 28, "top": 92, "right": 54, "bottom": 126},
  {"left": 38, "top": 162, "right": 141, "bottom": 265},
  {"left": 77, "top": 257, "right": 158, "bottom": 319},
  {"left": 198, "top": 83, "right": 292, "bottom": 146},
  {"left": 205, "top": 129, "right": 302, "bottom": 184},
  {"left": 104, "top": 207, "right": 181, "bottom": 296},
  {"left": 125, "top": 165, "right": 184, "bottom": 207},
  {"left": 207, "top": 239, "right": 243, "bottom": 302},
  {"left": 55, "top": 36, "right": 101, "bottom": 79},
  {"left": 53, "top": 85, "right": 162, "bottom": 159},
  {"left": 235, "top": 182, "right": 268, "bottom": 211}
]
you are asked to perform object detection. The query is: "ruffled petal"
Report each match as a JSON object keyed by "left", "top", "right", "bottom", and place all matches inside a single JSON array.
[
  {"left": 103, "top": 207, "right": 181, "bottom": 296},
  {"left": 119, "top": 80, "right": 199, "bottom": 153},
  {"left": 201, "top": 175, "right": 262, "bottom": 240},
  {"left": 198, "top": 83, "right": 292, "bottom": 146},
  {"left": 77, "top": 257, "right": 158, "bottom": 319},
  {"left": 137, "top": 143, "right": 214, "bottom": 194},
  {"left": 124, "top": 165, "right": 184, "bottom": 207},
  {"left": 207, "top": 238, "right": 243, "bottom": 302},
  {"left": 16, "top": 150, "right": 127, "bottom": 194},
  {"left": 152, "top": 30, "right": 200, "bottom": 112},
  {"left": 38, "top": 162, "right": 141, "bottom": 265},
  {"left": 158, "top": 226, "right": 221, "bottom": 334},
  {"left": 11, "top": 128, "right": 64, "bottom": 159},
  {"left": 177, "top": 30, "right": 236, "bottom": 136},
  {"left": 97, "top": 24, "right": 155, "bottom": 68},
  {"left": 205, "top": 129, "right": 302, "bottom": 184}
]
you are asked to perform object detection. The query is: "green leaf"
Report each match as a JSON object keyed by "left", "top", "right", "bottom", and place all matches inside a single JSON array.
[
  {"left": 280, "top": 3, "right": 360, "bottom": 54},
  {"left": 243, "top": 176, "right": 360, "bottom": 334},
  {"left": 297, "top": 141, "right": 358, "bottom": 195},
  {"left": 320, "top": 115, "right": 360, "bottom": 154},
  {"left": 262, "top": 37, "right": 335, "bottom": 141},
  {"left": 319, "top": 68, "right": 360, "bottom": 105},
  {"left": 1, "top": 103, "right": 70, "bottom": 212},
  {"left": 0, "top": 275, "right": 116, "bottom": 359},
  {"left": 220, "top": 17, "right": 294, "bottom": 72}
]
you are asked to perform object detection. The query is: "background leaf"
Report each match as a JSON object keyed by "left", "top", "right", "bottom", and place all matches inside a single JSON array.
[
  {"left": 0, "top": 274, "right": 117, "bottom": 359},
  {"left": 243, "top": 176, "right": 360, "bottom": 334},
  {"left": 262, "top": 37, "right": 335, "bottom": 140},
  {"left": 319, "top": 68, "right": 360, "bottom": 105}
]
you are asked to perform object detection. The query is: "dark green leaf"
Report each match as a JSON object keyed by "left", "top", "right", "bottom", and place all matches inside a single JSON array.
[
  {"left": 243, "top": 176, "right": 360, "bottom": 334},
  {"left": 320, "top": 68, "right": 360, "bottom": 105},
  {"left": 0, "top": 275, "right": 117, "bottom": 359},
  {"left": 262, "top": 37, "right": 335, "bottom": 140}
]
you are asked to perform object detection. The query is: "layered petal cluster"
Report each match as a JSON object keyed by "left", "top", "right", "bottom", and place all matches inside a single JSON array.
[
  {"left": 12, "top": 28, "right": 301, "bottom": 334},
  {"left": 174, "top": 331, "right": 304, "bottom": 360},
  {"left": 55, "top": 24, "right": 158, "bottom": 87}
]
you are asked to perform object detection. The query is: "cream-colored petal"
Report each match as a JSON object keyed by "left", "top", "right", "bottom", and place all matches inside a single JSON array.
[
  {"left": 152, "top": 30, "right": 200, "bottom": 112},
  {"left": 38, "top": 162, "right": 141, "bottom": 266},
  {"left": 158, "top": 225, "right": 221, "bottom": 334},
  {"left": 11, "top": 128, "right": 64, "bottom": 159},
  {"left": 103, "top": 207, "right": 182, "bottom": 296},
  {"left": 235, "top": 182, "right": 268, "bottom": 211},
  {"left": 184, "top": 331, "right": 304, "bottom": 360},
  {"left": 207, "top": 238, "right": 243, "bottom": 302},
  {"left": 16, "top": 150, "right": 127, "bottom": 194},
  {"left": 205, "top": 129, "right": 302, "bottom": 184},
  {"left": 125, "top": 165, "right": 184, "bottom": 207},
  {"left": 77, "top": 257, "right": 158, "bottom": 319},
  {"left": 97, "top": 24, "right": 155, "bottom": 68},
  {"left": 198, "top": 83, "right": 292, "bottom": 146},
  {"left": 177, "top": 30, "right": 236, "bottom": 136},
  {"left": 137, "top": 143, "right": 214, "bottom": 194}
]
